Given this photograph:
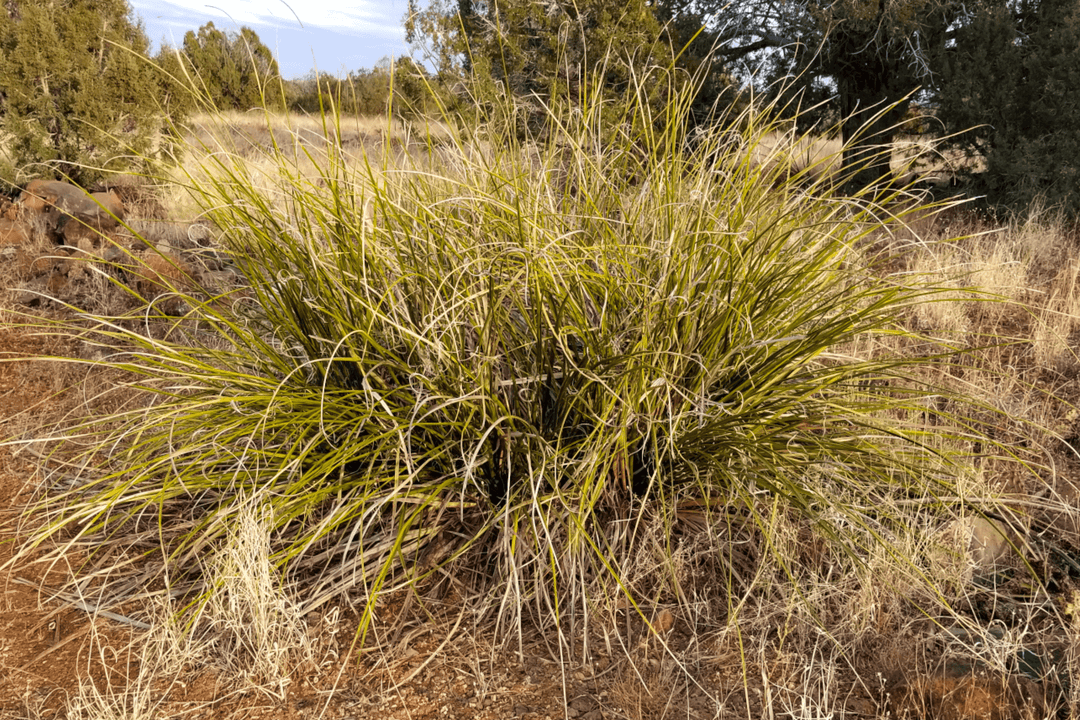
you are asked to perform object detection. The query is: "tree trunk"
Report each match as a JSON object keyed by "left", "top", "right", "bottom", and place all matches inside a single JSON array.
[
  {"left": 837, "top": 70, "right": 911, "bottom": 193},
  {"left": 827, "top": 0, "right": 923, "bottom": 194}
]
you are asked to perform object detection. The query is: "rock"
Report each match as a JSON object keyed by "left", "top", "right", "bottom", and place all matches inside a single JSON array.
[
  {"left": 939, "top": 516, "right": 1021, "bottom": 578},
  {"left": 93, "top": 178, "right": 167, "bottom": 220},
  {"left": 131, "top": 250, "right": 196, "bottom": 290},
  {"left": 35, "top": 245, "right": 89, "bottom": 299},
  {"left": 47, "top": 269, "right": 69, "bottom": 295},
  {"left": 844, "top": 697, "right": 876, "bottom": 716},
  {"left": 0, "top": 218, "right": 33, "bottom": 274},
  {"left": 128, "top": 250, "right": 198, "bottom": 315},
  {"left": 187, "top": 247, "right": 228, "bottom": 272},
  {"left": 127, "top": 218, "right": 212, "bottom": 250},
  {"left": 72, "top": 236, "right": 95, "bottom": 256},
  {"left": 18, "top": 179, "right": 125, "bottom": 245},
  {"left": 15, "top": 289, "right": 41, "bottom": 307},
  {"left": 654, "top": 608, "right": 674, "bottom": 634},
  {"left": 969, "top": 517, "right": 1015, "bottom": 572},
  {"left": 102, "top": 245, "right": 127, "bottom": 265},
  {"left": 1, "top": 199, "right": 18, "bottom": 220},
  {"left": 200, "top": 269, "right": 240, "bottom": 294},
  {"left": 30, "top": 253, "right": 63, "bottom": 278},
  {"left": 0, "top": 218, "right": 30, "bottom": 247},
  {"left": 569, "top": 696, "right": 597, "bottom": 714}
]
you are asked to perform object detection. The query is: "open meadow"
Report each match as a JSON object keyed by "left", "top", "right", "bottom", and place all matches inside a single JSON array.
[{"left": 0, "top": 88, "right": 1078, "bottom": 720}]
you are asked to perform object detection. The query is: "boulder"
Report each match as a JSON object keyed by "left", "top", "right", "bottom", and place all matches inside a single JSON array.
[
  {"left": 128, "top": 250, "right": 198, "bottom": 315},
  {"left": 1, "top": 198, "right": 19, "bottom": 221},
  {"left": 18, "top": 179, "right": 126, "bottom": 244},
  {"left": 93, "top": 179, "right": 168, "bottom": 220},
  {"left": 0, "top": 218, "right": 34, "bottom": 274},
  {"left": 126, "top": 219, "right": 212, "bottom": 251},
  {"left": 132, "top": 250, "right": 196, "bottom": 291},
  {"left": 969, "top": 517, "right": 1016, "bottom": 571},
  {"left": 0, "top": 218, "right": 31, "bottom": 248}
]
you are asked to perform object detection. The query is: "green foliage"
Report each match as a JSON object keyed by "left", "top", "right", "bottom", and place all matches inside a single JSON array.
[
  {"left": 171, "top": 22, "right": 285, "bottom": 111},
  {"left": 407, "top": 0, "right": 669, "bottom": 127},
  {"left": 409, "top": 0, "right": 963, "bottom": 185},
  {"left": 651, "top": 0, "right": 738, "bottom": 124},
  {"left": 933, "top": 0, "right": 1080, "bottom": 214},
  {"left": 388, "top": 57, "right": 453, "bottom": 117},
  {"left": 285, "top": 71, "right": 343, "bottom": 114},
  {"left": 0, "top": 0, "right": 166, "bottom": 186},
  {"left": 23, "top": 63, "right": 997, "bottom": 647},
  {"left": 286, "top": 58, "right": 450, "bottom": 118},
  {"left": 737, "top": 0, "right": 963, "bottom": 188},
  {"left": 153, "top": 44, "right": 197, "bottom": 119}
]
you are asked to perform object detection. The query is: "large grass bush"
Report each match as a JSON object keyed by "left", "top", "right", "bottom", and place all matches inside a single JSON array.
[{"left": 20, "top": 67, "right": 1004, "bottom": 658}]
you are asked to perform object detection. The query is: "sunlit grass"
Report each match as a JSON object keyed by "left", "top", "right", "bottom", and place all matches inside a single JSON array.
[{"left": 13, "top": 63, "right": 1028, "bottom": 682}]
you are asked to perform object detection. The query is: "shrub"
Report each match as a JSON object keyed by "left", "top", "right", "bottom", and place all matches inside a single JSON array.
[
  {"left": 286, "top": 59, "right": 451, "bottom": 119},
  {"left": 0, "top": 0, "right": 166, "bottom": 187},
  {"left": 162, "top": 22, "right": 285, "bottom": 113},
  {"left": 22, "top": 64, "right": 1000, "bottom": 652}
]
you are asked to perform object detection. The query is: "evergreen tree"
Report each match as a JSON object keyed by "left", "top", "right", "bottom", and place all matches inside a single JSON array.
[
  {"left": 175, "top": 22, "right": 284, "bottom": 111},
  {"left": 153, "top": 42, "right": 197, "bottom": 119},
  {"left": 706, "top": 0, "right": 966, "bottom": 189},
  {"left": 406, "top": 0, "right": 667, "bottom": 102},
  {"left": 285, "top": 70, "right": 344, "bottom": 114},
  {"left": 0, "top": 0, "right": 166, "bottom": 186},
  {"left": 933, "top": 0, "right": 1080, "bottom": 213},
  {"left": 284, "top": 59, "right": 448, "bottom": 119},
  {"left": 408, "top": 0, "right": 964, "bottom": 186},
  {"left": 651, "top": 0, "right": 738, "bottom": 125}
]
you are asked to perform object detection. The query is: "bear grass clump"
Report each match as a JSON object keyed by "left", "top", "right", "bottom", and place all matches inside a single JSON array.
[{"left": 22, "top": 65, "right": 998, "bottom": 652}]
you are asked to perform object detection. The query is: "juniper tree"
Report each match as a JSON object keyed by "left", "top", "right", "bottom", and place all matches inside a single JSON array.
[
  {"left": 407, "top": 0, "right": 971, "bottom": 188},
  {"left": 0, "top": 0, "right": 165, "bottom": 186},
  {"left": 174, "top": 22, "right": 284, "bottom": 111},
  {"left": 932, "top": 0, "right": 1080, "bottom": 213},
  {"left": 405, "top": 0, "right": 667, "bottom": 107},
  {"left": 699, "top": 0, "right": 967, "bottom": 189}
]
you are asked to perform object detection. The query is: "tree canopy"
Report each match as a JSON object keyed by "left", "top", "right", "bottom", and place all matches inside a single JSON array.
[
  {"left": 933, "top": 0, "right": 1080, "bottom": 213},
  {"left": 407, "top": 0, "right": 670, "bottom": 101},
  {"left": 407, "top": 0, "right": 966, "bottom": 186},
  {"left": 165, "top": 21, "right": 284, "bottom": 111},
  {"left": 0, "top": 0, "right": 166, "bottom": 186},
  {"left": 699, "top": 0, "right": 967, "bottom": 188},
  {"left": 409, "top": 0, "right": 1080, "bottom": 209},
  {"left": 286, "top": 58, "right": 447, "bottom": 118}
]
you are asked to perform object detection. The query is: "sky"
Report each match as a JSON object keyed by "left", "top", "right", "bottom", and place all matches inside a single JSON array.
[{"left": 130, "top": 1, "right": 414, "bottom": 80}]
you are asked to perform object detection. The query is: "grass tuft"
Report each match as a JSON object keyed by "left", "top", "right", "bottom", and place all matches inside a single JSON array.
[{"left": 13, "top": 64, "right": 1021, "bottom": 671}]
